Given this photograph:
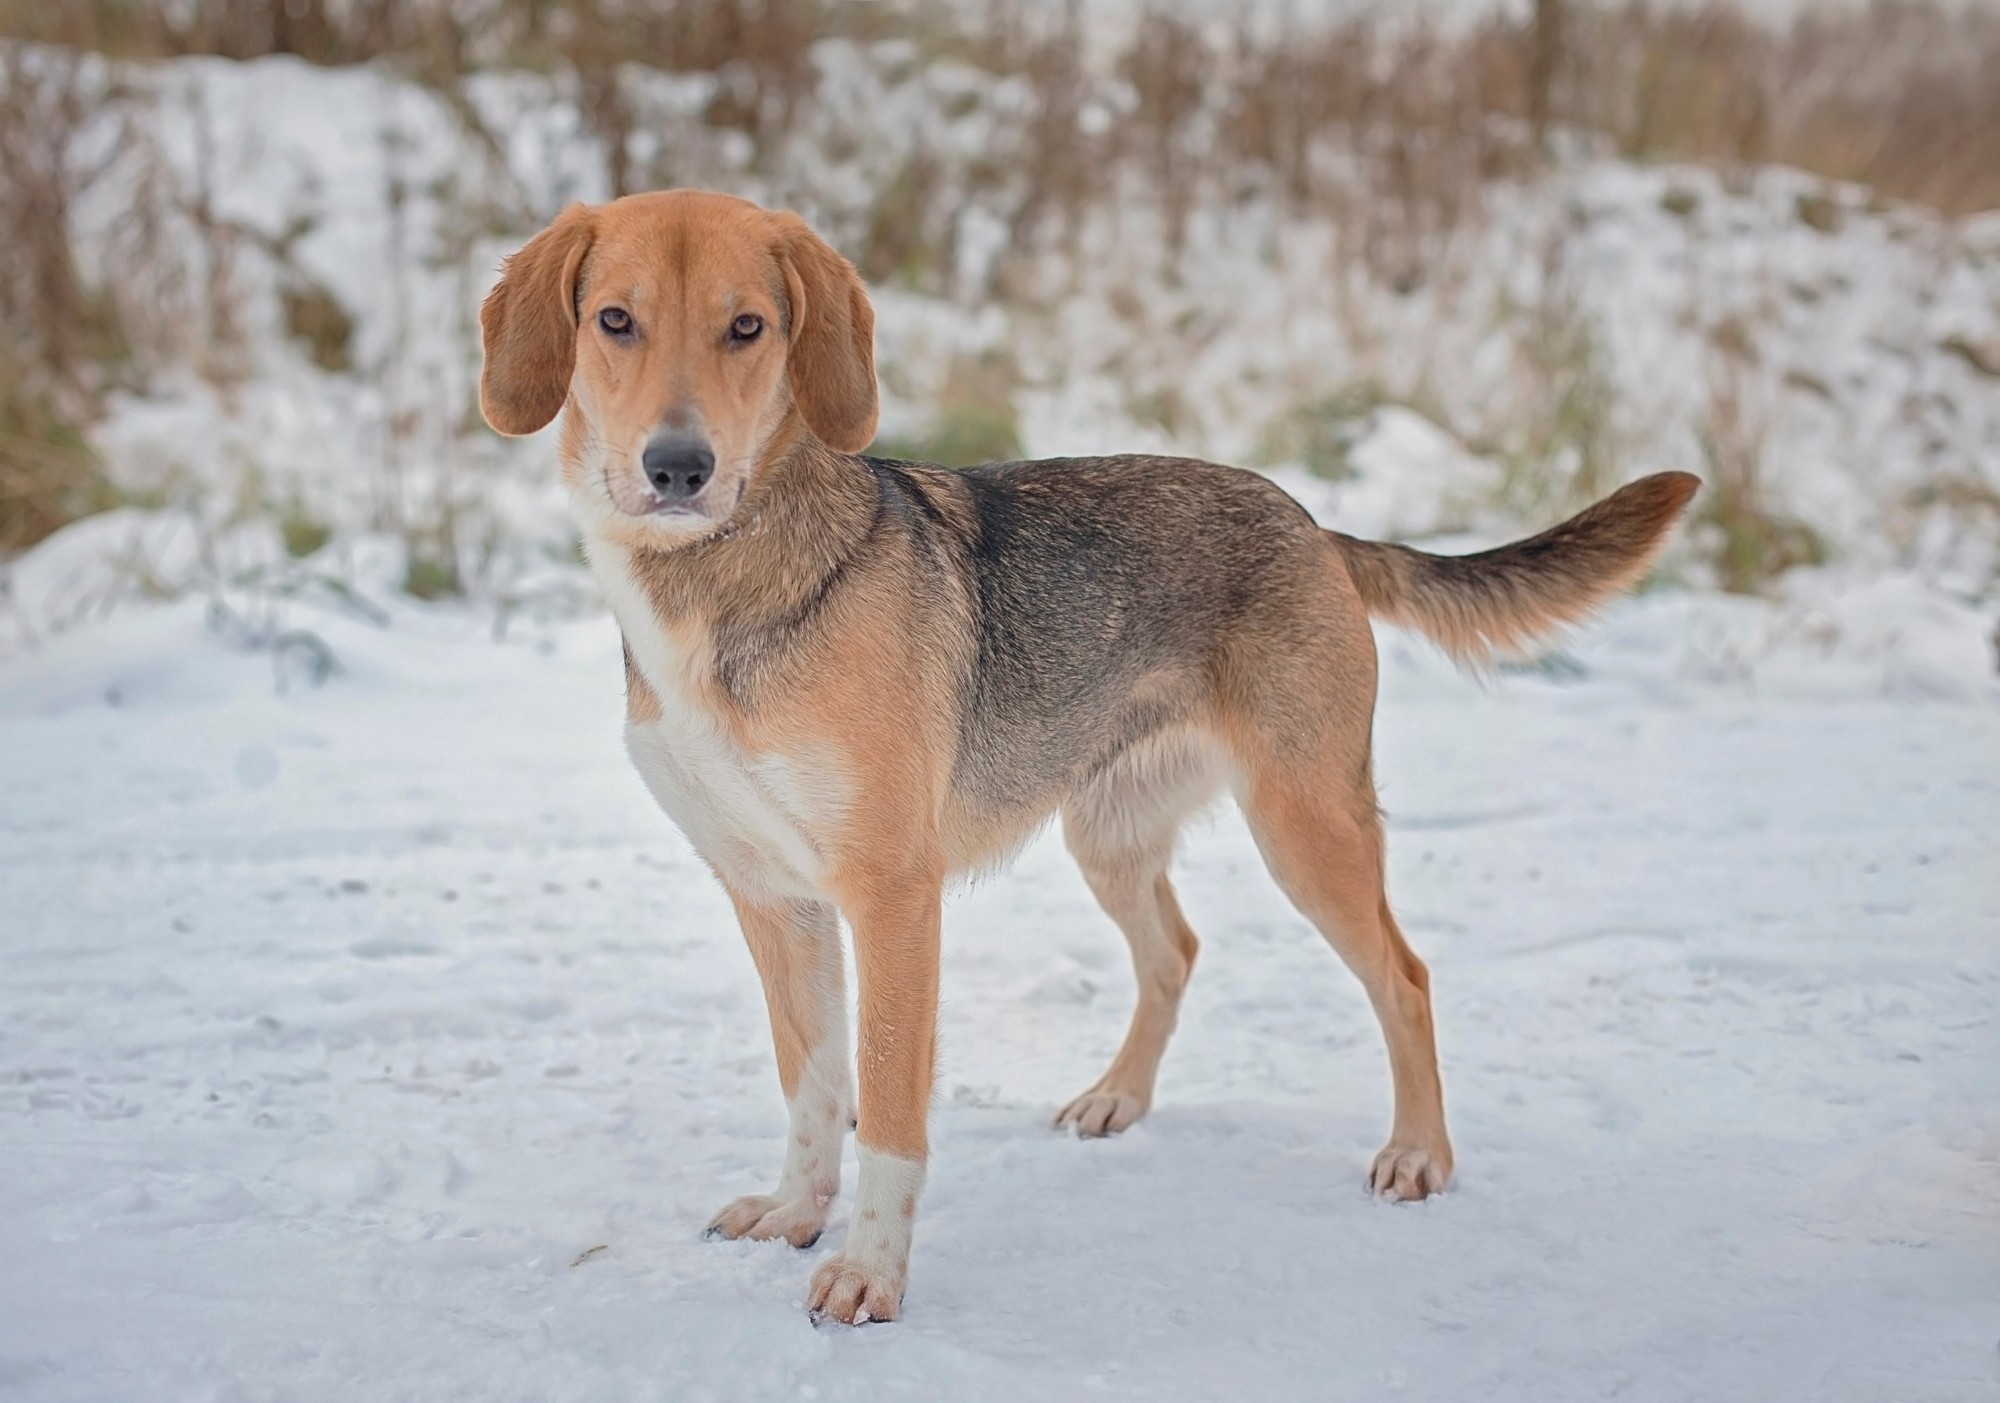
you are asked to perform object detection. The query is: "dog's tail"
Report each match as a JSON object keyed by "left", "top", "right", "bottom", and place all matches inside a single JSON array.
[{"left": 1327, "top": 472, "right": 1700, "bottom": 667}]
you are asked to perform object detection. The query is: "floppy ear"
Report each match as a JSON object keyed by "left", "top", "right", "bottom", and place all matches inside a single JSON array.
[
  {"left": 774, "top": 213, "right": 878, "bottom": 453},
  {"left": 479, "top": 204, "right": 596, "bottom": 436}
]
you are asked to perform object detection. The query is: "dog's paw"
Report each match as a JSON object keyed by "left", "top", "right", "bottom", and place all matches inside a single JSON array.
[
  {"left": 1054, "top": 1085, "right": 1149, "bottom": 1137},
  {"left": 806, "top": 1253, "right": 905, "bottom": 1325},
  {"left": 1369, "top": 1143, "right": 1453, "bottom": 1201},
  {"left": 705, "top": 1192, "right": 829, "bottom": 1249}
]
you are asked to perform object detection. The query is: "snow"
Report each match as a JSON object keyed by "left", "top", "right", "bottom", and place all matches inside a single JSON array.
[
  {"left": 31, "top": 47, "right": 2000, "bottom": 616},
  {"left": 5, "top": 23, "right": 1999, "bottom": 1399},
  {"left": 3, "top": 582, "right": 1996, "bottom": 1400}
]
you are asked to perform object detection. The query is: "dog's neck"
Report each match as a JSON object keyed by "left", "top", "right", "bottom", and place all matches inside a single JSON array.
[{"left": 617, "top": 428, "right": 879, "bottom": 638}]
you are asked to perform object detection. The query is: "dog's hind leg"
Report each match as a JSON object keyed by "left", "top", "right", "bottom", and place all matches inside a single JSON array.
[
  {"left": 1055, "top": 736, "right": 1223, "bottom": 1137},
  {"left": 1234, "top": 745, "right": 1454, "bottom": 1200}
]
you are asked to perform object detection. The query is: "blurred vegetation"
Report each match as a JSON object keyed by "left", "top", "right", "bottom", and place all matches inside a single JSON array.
[
  {"left": 1693, "top": 338, "right": 1827, "bottom": 594},
  {"left": 0, "top": 357, "right": 119, "bottom": 554},
  {"left": 5, "top": 0, "right": 1996, "bottom": 217},
  {"left": 280, "top": 280, "right": 356, "bottom": 374},
  {"left": 872, "top": 352, "right": 1023, "bottom": 467},
  {"left": 0, "top": 45, "right": 119, "bottom": 552},
  {"left": 5, "top": 0, "right": 1996, "bottom": 594},
  {"left": 401, "top": 548, "right": 464, "bottom": 601},
  {"left": 278, "top": 497, "right": 334, "bottom": 559},
  {"left": 872, "top": 402, "right": 1022, "bottom": 470},
  {"left": 1254, "top": 389, "right": 1382, "bottom": 482}
]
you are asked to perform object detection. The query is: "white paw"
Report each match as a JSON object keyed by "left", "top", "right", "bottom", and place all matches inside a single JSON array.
[
  {"left": 705, "top": 1191, "right": 829, "bottom": 1249},
  {"left": 807, "top": 1252, "right": 906, "bottom": 1325},
  {"left": 1369, "top": 1143, "right": 1453, "bottom": 1201},
  {"left": 1054, "top": 1085, "right": 1150, "bottom": 1137}
]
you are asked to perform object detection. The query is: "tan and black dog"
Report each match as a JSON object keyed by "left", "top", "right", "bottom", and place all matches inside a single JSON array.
[{"left": 478, "top": 189, "right": 1698, "bottom": 1325}]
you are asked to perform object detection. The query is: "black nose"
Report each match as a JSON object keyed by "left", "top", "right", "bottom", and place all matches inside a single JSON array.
[{"left": 642, "top": 437, "right": 715, "bottom": 502}]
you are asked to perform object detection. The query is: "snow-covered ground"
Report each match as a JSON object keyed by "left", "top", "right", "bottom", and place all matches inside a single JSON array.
[
  {"left": 3, "top": 578, "right": 1996, "bottom": 1400},
  {"left": 5, "top": 19, "right": 1999, "bottom": 1398}
]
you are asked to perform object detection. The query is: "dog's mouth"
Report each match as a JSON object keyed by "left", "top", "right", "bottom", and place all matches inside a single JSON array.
[{"left": 603, "top": 465, "right": 744, "bottom": 527}]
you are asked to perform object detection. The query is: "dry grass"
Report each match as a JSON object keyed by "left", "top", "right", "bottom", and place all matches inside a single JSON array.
[
  {"left": 0, "top": 354, "right": 117, "bottom": 555},
  {"left": 0, "top": 46, "right": 96, "bottom": 394},
  {"left": 871, "top": 350, "right": 1023, "bottom": 467},
  {"left": 10, "top": 1, "right": 1994, "bottom": 216},
  {"left": 0, "top": 0, "right": 840, "bottom": 202},
  {"left": 0, "top": 46, "right": 121, "bottom": 552},
  {"left": 1694, "top": 341, "right": 1825, "bottom": 593},
  {"left": 5, "top": 0, "right": 1994, "bottom": 585},
  {"left": 997, "top": 7, "right": 1097, "bottom": 266},
  {"left": 1224, "top": 13, "right": 1534, "bottom": 284},
  {"left": 1564, "top": 0, "right": 2000, "bottom": 215}
]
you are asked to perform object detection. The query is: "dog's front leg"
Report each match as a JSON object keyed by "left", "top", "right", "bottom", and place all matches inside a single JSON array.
[
  {"left": 706, "top": 893, "right": 852, "bottom": 1248},
  {"left": 806, "top": 862, "right": 941, "bottom": 1325}
]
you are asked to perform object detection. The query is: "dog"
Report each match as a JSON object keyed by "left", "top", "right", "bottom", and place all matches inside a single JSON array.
[{"left": 478, "top": 189, "right": 1698, "bottom": 1325}]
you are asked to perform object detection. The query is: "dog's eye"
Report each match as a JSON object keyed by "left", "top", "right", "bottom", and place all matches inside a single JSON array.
[
  {"left": 729, "top": 313, "right": 764, "bottom": 342},
  {"left": 598, "top": 307, "right": 633, "bottom": 336}
]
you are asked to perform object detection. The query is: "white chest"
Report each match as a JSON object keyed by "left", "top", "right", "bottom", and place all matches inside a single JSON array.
[{"left": 592, "top": 547, "right": 845, "bottom": 902}]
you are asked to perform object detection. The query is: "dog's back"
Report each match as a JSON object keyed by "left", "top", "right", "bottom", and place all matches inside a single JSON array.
[{"left": 878, "top": 454, "right": 1326, "bottom": 817}]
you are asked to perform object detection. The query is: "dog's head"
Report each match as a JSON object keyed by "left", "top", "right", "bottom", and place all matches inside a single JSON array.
[{"left": 478, "top": 190, "right": 877, "bottom": 544}]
